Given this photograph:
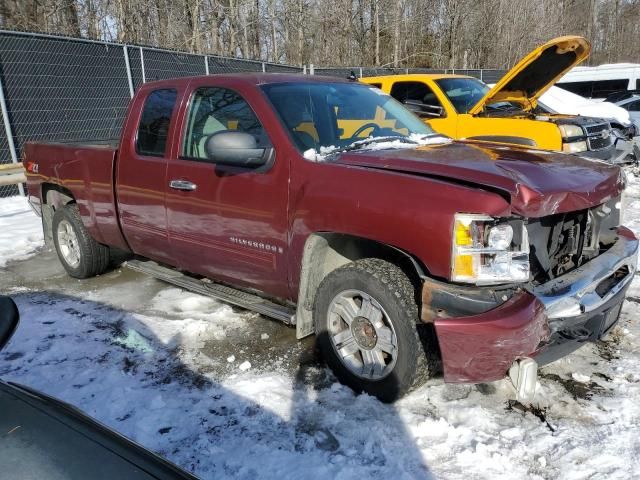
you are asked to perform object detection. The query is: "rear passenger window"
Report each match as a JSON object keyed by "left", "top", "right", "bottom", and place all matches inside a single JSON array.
[
  {"left": 136, "top": 89, "right": 177, "bottom": 157},
  {"left": 182, "top": 87, "right": 269, "bottom": 159}
]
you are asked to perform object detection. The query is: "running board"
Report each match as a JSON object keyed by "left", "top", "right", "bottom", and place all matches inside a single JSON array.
[{"left": 126, "top": 260, "right": 296, "bottom": 325}]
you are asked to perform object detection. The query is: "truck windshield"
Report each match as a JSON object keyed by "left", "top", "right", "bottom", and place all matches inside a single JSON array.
[
  {"left": 262, "top": 82, "right": 435, "bottom": 156},
  {"left": 435, "top": 77, "right": 490, "bottom": 113},
  {"left": 436, "top": 77, "right": 524, "bottom": 115}
]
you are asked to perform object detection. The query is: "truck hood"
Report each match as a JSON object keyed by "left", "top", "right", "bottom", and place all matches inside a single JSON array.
[
  {"left": 469, "top": 36, "right": 590, "bottom": 115},
  {"left": 335, "top": 142, "right": 624, "bottom": 217}
]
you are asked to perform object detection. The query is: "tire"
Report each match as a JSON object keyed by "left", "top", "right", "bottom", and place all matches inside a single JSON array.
[
  {"left": 52, "top": 204, "right": 110, "bottom": 279},
  {"left": 314, "top": 258, "right": 431, "bottom": 402}
]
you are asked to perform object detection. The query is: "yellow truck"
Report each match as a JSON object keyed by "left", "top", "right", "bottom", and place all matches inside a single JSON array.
[{"left": 361, "top": 36, "right": 618, "bottom": 160}]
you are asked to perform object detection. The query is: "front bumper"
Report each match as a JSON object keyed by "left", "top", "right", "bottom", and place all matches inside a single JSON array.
[{"left": 428, "top": 226, "right": 638, "bottom": 383}]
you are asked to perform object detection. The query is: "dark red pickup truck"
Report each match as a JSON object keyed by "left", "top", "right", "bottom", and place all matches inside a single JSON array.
[{"left": 25, "top": 73, "right": 638, "bottom": 402}]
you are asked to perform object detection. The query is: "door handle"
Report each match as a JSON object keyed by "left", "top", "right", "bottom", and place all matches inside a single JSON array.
[{"left": 169, "top": 180, "right": 197, "bottom": 191}]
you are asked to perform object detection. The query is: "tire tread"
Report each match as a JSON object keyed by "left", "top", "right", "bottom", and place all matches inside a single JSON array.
[
  {"left": 53, "top": 204, "right": 110, "bottom": 278},
  {"left": 315, "top": 258, "right": 432, "bottom": 400}
]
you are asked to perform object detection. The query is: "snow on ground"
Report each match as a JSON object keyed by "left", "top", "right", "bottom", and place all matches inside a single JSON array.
[
  {"left": 2, "top": 169, "right": 640, "bottom": 479},
  {"left": 0, "top": 196, "right": 43, "bottom": 266}
]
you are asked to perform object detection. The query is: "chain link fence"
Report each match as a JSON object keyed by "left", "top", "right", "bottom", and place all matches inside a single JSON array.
[
  {"left": 0, "top": 30, "right": 304, "bottom": 198},
  {"left": 312, "top": 66, "right": 505, "bottom": 82},
  {"left": 0, "top": 29, "right": 505, "bottom": 198}
]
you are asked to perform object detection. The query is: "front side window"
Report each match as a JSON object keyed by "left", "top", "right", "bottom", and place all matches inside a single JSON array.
[
  {"left": 182, "top": 87, "right": 269, "bottom": 159},
  {"left": 590, "top": 79, "right": 630, "bottom": 98},
  {"left": 390, "top": 81, "right": 443, "bottom": 109},
  {"left": 262, "top": 82, "right": 433, "bottom": 153},
  {"left": 560, "top": 79, "right": 630, "bottom": 99},
  {"left": 136, "top": 89, "right": 177, "bottom": 157}
]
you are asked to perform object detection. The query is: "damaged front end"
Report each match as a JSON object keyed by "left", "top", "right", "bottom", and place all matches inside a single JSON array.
[{"left": 425, "top": 196, "right": 638, "bottom": 395}]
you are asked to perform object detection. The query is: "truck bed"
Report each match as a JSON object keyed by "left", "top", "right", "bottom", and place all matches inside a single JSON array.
[{"left": 24, "top": 138, "right": 129, "bottom": 251}]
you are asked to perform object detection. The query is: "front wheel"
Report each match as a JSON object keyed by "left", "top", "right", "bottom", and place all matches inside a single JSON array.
[
  {"left": 52, "top": 204, "right": 110, "bottom": 278},
  {"left": 314, "top": 258, "right": 432, "bottom": 402}
]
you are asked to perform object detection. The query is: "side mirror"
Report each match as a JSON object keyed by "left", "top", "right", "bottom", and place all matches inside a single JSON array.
[
  {"left": 403, "top": 100, "right": 445, "bottom": 118},
  {"left": 205, "top": 131, "right": 268, "bottom": 167},
  {"left": 0, "top": 296, "right": 19, "bottom": 353}
]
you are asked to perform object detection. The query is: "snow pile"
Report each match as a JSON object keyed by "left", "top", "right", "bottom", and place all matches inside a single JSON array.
[
  {"left": 0, "top": 196, "right": 43, "bottom": 267},
  {"left": 303, "top": 134, "right": 451, "bottom": 162},
  {"left": 538, "top": 86, "right": 631, "bottom": 126},
  {"left": 303, "top": 145, "right": 341, "bottom": 161}
]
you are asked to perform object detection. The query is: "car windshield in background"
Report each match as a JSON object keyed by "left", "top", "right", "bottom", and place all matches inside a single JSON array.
[{"left": 262, "top": 82, "right": 434, "bottom": 155}]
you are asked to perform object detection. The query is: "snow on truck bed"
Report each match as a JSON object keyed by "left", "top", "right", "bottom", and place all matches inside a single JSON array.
[{"left": 2, "top": 174, "right": 640, "bottom": 479}]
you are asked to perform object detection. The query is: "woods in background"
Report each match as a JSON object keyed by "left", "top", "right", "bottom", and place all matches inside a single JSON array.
[{"left": 0, "top": 0, "right": 638, "bottom": 68}]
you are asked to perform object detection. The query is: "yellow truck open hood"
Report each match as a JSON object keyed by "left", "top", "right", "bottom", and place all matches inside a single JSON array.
[{"left": 468, "top": 36, "right": 590, "bottom": 115}]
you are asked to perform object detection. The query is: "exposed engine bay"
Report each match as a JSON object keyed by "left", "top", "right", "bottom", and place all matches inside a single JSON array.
[{"left": 527, "top": 196, "right": 621, "bottom": 283}]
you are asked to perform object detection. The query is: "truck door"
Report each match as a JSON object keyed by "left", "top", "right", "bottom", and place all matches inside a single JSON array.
[
  {"left": 116, "top": 87, "right": 178, "bottom": 264},
  {"left": 165, "top": 84, "right": 290, "bottom": 299}
]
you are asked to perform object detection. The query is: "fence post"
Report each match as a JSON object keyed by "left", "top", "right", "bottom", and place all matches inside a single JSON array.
[
  {"left": 139, "top": 47, "right": 146, "bottom": 83},
  {"left": 480, "top": 69, "right": 483, "bottom": 82},
  {"left": 359, "top": 67, "right": 363, "bottom": 78},
  {"left": 262, "top": 62, "right": 266, "bottom": 73},
  {"left": 123, "top": 45, "right": 135, "bottom": 98},
  {"left": 204, "top": 55, "right": 209, "bottom": 75},
  {"left": 303, "top": 65, "right": 307, "bottom": 74},
  {"left": 0, "top": 73, "right": 24, "bottom": 196},
  {"left": 309, "top": 64, "right": 314, "bottom": 75}
]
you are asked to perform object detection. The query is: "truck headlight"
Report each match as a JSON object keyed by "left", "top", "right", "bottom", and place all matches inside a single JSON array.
[
  {"left": 562, "top": 140, "right": 588, "bottom": 153},
  {"left": 452, "top": 214, "right": 530, "bottom": 285},
  {"left": 559, "top": 124, "right": 584, "bottom": 139}
]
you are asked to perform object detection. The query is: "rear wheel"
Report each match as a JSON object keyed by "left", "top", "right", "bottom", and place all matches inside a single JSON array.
[
  {"left": 52, "top": 204, "right": 110, "bottom": 278},
  {"left": 314, "top": 258, "right": 431, "bottom": 402}
]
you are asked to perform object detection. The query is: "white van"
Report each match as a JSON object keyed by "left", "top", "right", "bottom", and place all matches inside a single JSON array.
[{"left": 557, "top": 63, "right": 640, "bottom": 99}]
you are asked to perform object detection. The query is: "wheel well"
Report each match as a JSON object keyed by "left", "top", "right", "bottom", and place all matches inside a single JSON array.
[
  {"left": 41, "top": 184, "right": 75, "bottom": 245},
  {"left": 295, "top": 232, "right": 427, "bottom": 339},
  {"left": 42, "top": 183, "right": 75, "bottom": 209}
]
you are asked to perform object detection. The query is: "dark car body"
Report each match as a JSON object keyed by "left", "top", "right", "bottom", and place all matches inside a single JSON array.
[
  {"left": 0, "top": 382, "right": 198, "bottom": 480},
  {"left": 0, "top": 297, "right": 197, "bottom": 480},
  {"left": 23, "top": 73, "right": 638, "bottom": 388}
]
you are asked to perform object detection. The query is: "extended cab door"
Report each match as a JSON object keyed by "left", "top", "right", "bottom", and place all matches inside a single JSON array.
[
  {"left": 165, "top": 81, "right": 290, "bottom": 299},
  {"left": 116, "top": 86, "right": 180, "bottom": 264}
]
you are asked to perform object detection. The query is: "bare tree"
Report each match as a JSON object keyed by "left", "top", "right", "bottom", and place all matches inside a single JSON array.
[{"left": 0, "top": 0, "right": 638, "bottom": 67}]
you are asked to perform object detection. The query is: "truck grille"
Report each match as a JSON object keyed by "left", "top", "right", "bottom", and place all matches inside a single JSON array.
[
  {"left": 584, "top": 123, "right": 609, "bottom": 136},
  {"left": 527, "top": 197, "right": 621, "bottom": 283},
  {"left": 580, "top": 122, "right": 613, "bottom": 151},
  {"left": 587, "top": 135, "right": 613, "bottom": 151}
]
